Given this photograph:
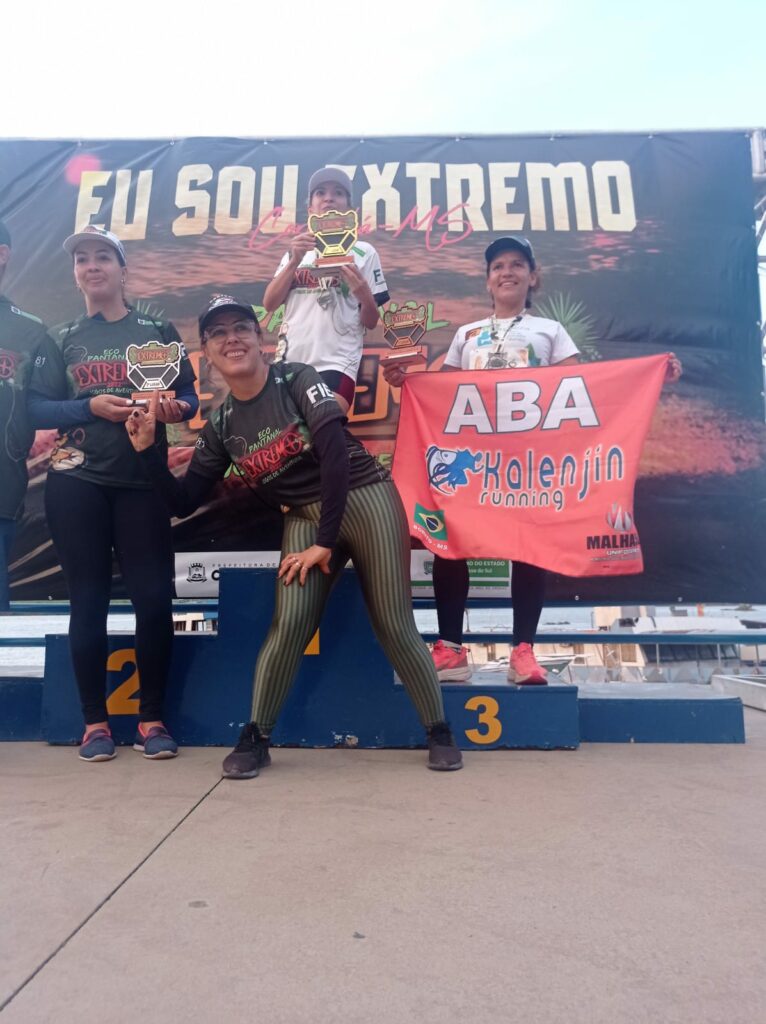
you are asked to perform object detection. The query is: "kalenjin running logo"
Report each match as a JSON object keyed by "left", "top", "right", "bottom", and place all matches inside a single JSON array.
[{"left": 425, "top": 446, "right": 482, "bottom": 495}]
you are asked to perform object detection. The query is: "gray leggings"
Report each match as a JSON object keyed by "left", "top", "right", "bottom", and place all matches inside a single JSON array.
[{"left": 251, "top": 480, "right": 445, "bottom": 730}]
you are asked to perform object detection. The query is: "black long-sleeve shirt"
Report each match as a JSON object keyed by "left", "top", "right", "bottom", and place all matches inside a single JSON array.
[{"left": 139, "top": 363, "right": 388, "bottom": 548}]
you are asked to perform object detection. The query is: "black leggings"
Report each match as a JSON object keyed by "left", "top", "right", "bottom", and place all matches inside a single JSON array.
[
  {"left": 433, "top": 555, "right": 547, "bottom": 647},
  {"left": 45, "top": 473, "right": 174, "bottom": 725}
]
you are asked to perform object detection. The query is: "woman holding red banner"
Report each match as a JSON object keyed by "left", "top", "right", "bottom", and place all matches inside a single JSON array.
[{"left": 384, "top": 236, "right": 680, "bottom": 684}]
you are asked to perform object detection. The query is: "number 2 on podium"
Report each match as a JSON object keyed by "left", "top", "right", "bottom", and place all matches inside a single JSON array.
[{"left": 105, "top": 649, "right": 140, "bottom": 714}]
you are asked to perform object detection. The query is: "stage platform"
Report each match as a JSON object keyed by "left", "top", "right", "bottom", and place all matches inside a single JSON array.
[{"left": 0, "top": 569, "right": 746, "bottom": 747}]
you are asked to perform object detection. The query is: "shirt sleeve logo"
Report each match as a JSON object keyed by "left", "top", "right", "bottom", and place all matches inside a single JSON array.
[{"left": 306, "top": 381, "right": 336, "bottom": 405}]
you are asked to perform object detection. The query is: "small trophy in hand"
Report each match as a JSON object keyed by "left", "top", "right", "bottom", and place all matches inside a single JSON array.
[
  {"left": 126, "top": 339, "right": 181, "bottom": 407},
  {"left": 381, "top": 303, "right": 428, "bottom": 368}
]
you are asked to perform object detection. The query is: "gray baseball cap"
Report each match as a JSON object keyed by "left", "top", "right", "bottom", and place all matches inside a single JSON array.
[{"left": 308, "top": 166, "right": 353, "bottom": 199}]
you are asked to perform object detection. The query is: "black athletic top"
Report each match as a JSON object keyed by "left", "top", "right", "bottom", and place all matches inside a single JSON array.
[
  {"left": 29, "top": 309, "right": 197, "bottom": 488},
  {"left": 139, "top": 362, "right": 388, "bottom": 547}
]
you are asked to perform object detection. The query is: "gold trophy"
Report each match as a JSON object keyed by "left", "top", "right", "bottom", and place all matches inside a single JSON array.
[
  {"left": 126, "top": 339, "right": 181, "bottom": 407},
  {"left": 381, "top": 303, "right": 428, "bottom": 368},
  {"left": 307, "top": 208, "right": 359, "bottom": 277}
]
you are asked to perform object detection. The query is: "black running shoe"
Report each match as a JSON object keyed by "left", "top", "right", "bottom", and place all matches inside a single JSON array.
[
  {"left": 426, "top": 722, "right": 463, "bottom": 771},
  {"left": 222, "top": 723, "right": 272, "bottom": 780}
]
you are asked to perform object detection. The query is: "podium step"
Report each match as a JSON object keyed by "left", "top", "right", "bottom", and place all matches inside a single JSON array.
[
  {"left": 11, "top": 571, "right": 743, "bottom": 749},
  {"left": 40, "top": 570, "right": 580, "bottom": 750},
  {"left": 578, "top": 683, "right": 745, "bottom": 743},
  {"left": 0, "top": 674, "right": 42, "bottom": 741}
]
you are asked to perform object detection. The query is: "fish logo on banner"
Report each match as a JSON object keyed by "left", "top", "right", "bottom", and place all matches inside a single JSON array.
[{"left": 426, "top": 445, "right": 482, "bottom": 495}]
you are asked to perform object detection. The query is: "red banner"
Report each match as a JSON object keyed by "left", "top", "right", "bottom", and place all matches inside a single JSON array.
[{"left": 392, "top": 355, "right": 669, "bottom": 577}]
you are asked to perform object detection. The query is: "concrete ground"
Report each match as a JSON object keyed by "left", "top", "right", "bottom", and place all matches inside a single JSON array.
[{"left": 1, "top": 714, "right": 765, "bottom": 1024}]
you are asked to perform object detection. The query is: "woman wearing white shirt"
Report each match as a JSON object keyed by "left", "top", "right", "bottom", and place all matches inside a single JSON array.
[
  {"left": 263, "top": 166, "right": 389, "bottom": 414},
  {"left": 386, "top": 236, "right": 579, "bottom": 685},
  {"left": 386, "top": 235, "right": 681, "bottom": 684}
]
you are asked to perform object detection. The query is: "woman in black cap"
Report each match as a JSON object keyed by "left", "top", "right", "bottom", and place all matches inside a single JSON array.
[
  {"left": 386, "top": 237, "right": 579, "bottom": 685},
  {"left": 430, "top": 237, "right": 577, "bottom": 684},
  {"left": 29, "top": 226, "right": 198, "bottom": 761},
  {"left": 385, "top": 236, "right": 681, "bottom": 685},
  {"left": 126, "top": 294, "right": 462, "bottom": 778},
  {"left": 263, "top": 166, "right": 389, "bottom": 413}
]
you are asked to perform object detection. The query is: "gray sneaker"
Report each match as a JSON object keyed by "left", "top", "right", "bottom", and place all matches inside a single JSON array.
[
  {"left": 222, "top": 723, "right": 271, "bottom": 780},
  {"left": 79, "top": 728, "right": 116, "bottom": 762},
  {"left": 426, "top": 723, "right": 463, "bottom": 771},
  {"left": 133, "top": 725, "right": 178, "bottom": 760}
]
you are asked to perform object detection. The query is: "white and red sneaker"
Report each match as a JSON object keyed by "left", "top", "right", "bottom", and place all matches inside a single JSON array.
[
  {"left": 431, "top": 639, "right": 472, "bottom": 682},
  {"left": 508, "top": 643, "right": 548, "bottom": 685}
]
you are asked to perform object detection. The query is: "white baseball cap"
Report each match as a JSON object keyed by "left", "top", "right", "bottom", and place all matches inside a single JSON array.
[{"left": 63, "top": 225, "right": 127, "bottom": 265}]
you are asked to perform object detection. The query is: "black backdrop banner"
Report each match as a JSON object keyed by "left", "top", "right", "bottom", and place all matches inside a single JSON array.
[{"left": 1, "top": 131, "right": 763, "bottom": 601}]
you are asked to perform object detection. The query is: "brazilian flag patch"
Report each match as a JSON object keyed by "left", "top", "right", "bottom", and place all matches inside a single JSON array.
[{"left": 414, "top": 503, "right": 447, "bottom": 540}]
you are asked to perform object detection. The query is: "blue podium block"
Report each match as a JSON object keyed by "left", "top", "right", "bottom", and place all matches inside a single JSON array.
[
  {"left": 0, "top": 675, "right": 43, "bottom": 741},
  {"left": 578, "top": 684, "right": 745, "bottom": 743},
  {"left": 41, "top": 568, "right": 580, "bottom": 750},
  {"left": 440, "top": 685, "right": 579, "bottom": 750}
]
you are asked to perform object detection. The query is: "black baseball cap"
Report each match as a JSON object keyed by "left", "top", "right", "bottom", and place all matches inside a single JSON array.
[
  {"left": 0, "top": 219, "right": 10, "bottom": 247},
  {"left": 198, "top": 294, "right": 258, "bottom": 337},
  {"left": 485, "top": 236, "right": 536, "bottom": 270}
]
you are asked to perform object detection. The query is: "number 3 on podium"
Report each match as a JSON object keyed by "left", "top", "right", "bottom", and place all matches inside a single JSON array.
[{"left": 464, "top": 695, "right": 502, "bottom": 744}]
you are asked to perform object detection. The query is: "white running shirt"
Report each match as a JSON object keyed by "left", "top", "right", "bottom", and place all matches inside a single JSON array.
[
  {"left": 274, "top": 241, "right": 389, "bottom": 379},
  {"left": 444, "top": 313, "right": 579, "bottom": 370}
]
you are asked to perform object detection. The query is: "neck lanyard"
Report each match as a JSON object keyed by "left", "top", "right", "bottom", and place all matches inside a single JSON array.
[{"left": 490, "top": 312, "right": 523, "bottom": 345}]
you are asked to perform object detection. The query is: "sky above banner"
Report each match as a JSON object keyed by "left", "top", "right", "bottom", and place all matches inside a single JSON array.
[{"left": 3, "top": 1, "right": 764, "bottom": 140}]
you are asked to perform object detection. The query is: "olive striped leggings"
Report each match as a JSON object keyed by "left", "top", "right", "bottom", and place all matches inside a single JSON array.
[{"left": 251, "top": 480, "right": 445, "bottom": 731}]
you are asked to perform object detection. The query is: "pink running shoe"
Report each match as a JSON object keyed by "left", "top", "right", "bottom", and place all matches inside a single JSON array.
[
  {"left": 432, "top": 639, "right": 472, "bottom": 682},
  {"left": 508, "top": 643, "right": 548, "bottom": 685}
]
